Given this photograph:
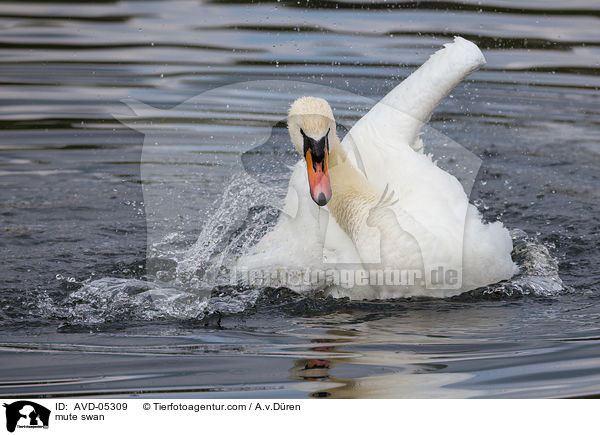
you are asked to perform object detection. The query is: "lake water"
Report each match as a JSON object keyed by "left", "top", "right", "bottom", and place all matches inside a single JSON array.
[{"left": 1, "top": 0, "right": 599, "bottom": 398}]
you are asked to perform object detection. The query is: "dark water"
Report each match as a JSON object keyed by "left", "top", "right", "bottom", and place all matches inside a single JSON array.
[{"left": 1, "top": 0, "right": 599, "bottom": 398}]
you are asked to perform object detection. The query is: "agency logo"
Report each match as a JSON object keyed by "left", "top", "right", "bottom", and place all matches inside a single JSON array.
[{"left": 3, "top": 401, "right": 50, "bottom": 433}]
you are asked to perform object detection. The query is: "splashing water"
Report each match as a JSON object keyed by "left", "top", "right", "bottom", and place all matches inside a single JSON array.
[
  {"left": 174, "top": 173, "right": 283, "bottom": 290},
  {"left": 481, "top": 229, "right": 565, "bottom": 298},
  {"left": 47, "top": 173, "right": 279, "bottom": 325}
]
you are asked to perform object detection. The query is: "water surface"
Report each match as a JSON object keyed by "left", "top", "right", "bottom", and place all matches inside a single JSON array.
[{"left": 1, "top": 0, "right": 599, "bottom": 398}]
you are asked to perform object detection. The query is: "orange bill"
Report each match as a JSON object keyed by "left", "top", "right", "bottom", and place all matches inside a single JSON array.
[{"left": 305, "top": 148, "right": 332, "bottom": 206}]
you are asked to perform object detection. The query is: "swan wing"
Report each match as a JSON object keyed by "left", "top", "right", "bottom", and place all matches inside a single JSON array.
[{"left": 342, "top": 36, "right": 486, "bottom": 189}]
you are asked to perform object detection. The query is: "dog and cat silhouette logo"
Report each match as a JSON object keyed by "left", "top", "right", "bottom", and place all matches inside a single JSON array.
[{"left": 3, "top": 401, "right": 50, "bottom": 432}]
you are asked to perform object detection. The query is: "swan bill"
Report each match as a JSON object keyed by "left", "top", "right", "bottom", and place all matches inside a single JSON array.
[{"left": 305, "top": 147, "right": 331, "bottom": 207}]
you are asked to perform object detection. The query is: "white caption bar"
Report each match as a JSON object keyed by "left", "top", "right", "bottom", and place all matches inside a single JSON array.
[{"left": 0, "top": 399, "right": 594, "bottom": 435}]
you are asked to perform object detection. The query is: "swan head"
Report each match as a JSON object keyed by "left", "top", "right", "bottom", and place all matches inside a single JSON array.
[{"left": 288, "top": 96, "right": 335, "bottom": 207}]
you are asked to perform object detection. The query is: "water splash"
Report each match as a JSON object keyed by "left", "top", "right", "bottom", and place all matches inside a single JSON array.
[
  {"left": 47, "top": 173, "right": 280, "bottom": 326},
  {"left": 51, "top": 277, "right": 263, "bottom": 326},
  {"left": 174, "top": 172, "right": 282, "bottom": 290},
  {"left": 481, "top": 229, "right": 565, "bottom": 297},
  {"left": 57, "top": 278, "right": 204, "bottom": 324}
]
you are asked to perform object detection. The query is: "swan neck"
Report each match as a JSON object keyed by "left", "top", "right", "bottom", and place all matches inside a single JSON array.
[{"left": 329, "top": 132, "right": 346, "bottom": 167}]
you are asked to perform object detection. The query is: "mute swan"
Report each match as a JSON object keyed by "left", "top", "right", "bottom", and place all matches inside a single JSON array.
[{"left": 237, "top": 37, "right": 518, "bottom": 299}]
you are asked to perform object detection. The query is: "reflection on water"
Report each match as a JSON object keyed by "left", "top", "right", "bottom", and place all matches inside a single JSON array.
[
  {"left": 4, "top": 303, "right": 600, "bottom": 398},
  {"left": 0, "top": 0, "right": 599, "bottom": 398}
]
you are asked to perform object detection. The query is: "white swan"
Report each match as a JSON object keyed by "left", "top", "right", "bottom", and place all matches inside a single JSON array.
[{"left": 237, "top": 37, "right": 518, "bottom": 299}]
